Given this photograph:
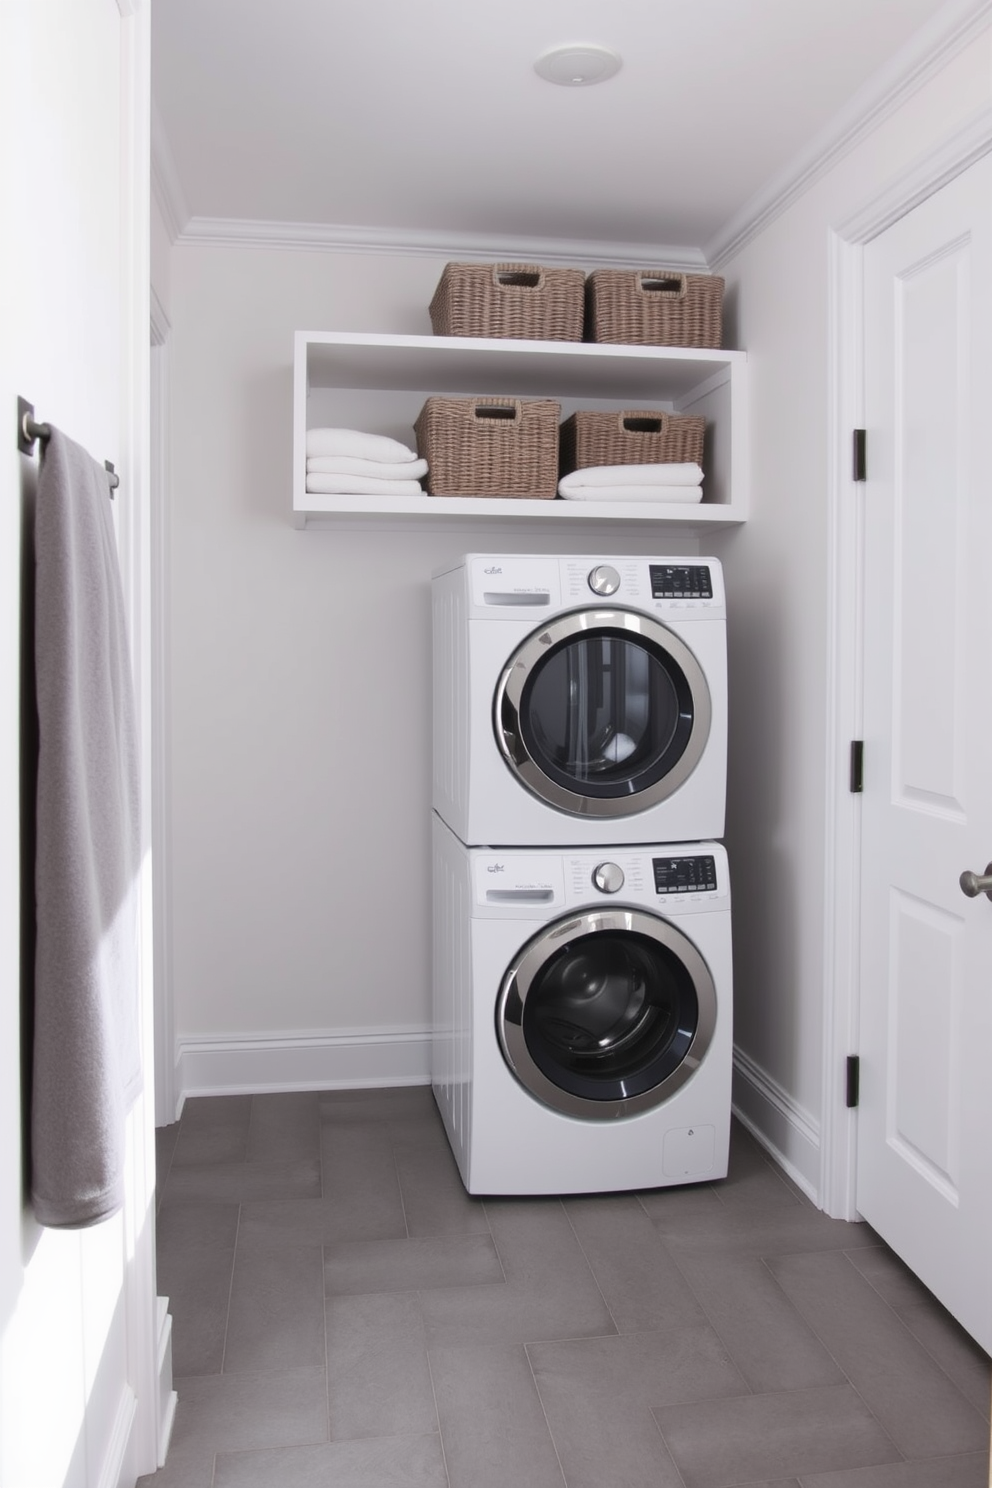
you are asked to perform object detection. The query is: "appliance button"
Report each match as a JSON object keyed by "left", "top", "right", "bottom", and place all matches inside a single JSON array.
[
  {"left": 593, "top": 862, "right": 625, "bottom": 894},
  {"left": 588, "top": 564, "right": 620, "bottom": 596}
]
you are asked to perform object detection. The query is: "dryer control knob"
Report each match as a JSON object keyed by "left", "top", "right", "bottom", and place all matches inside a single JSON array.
[
  {"left": 588, "top": 564, "right": 620, "bottom": 596},
  {"left": 593, "top": 862, "right": 625, "bottom": 894}
]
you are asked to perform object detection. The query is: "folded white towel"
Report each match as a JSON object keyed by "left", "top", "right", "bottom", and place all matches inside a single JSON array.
[
  {"left": 307, "top": 455, "right": 428, "bottom": 480},
  {"left": 305, "top": 427, "right": 419, "bottom": 462},
  {"left": 558, "top": 483, "right": 703, "bottom": 504},
  {"left": 559, "top": 462, "right": 703, "bottom": 492},
  {"left": 306, "top": 474, "right": 425, "bottom": 496}
]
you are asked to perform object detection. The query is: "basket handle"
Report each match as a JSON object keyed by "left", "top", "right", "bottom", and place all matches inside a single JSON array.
[
  {"left": 619, "top": 411, "right": 668, "bottom": 435},
  {"left": 473, "top": 399, "right": 522, "bottom": 426},
  {"left": 492, "top": 265, "right": 545, "bottom": 291},
  {"left": 637, "top": 272, "right": 687, "bottom": 299}
]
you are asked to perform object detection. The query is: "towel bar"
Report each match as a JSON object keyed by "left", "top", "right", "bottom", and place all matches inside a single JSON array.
[{"left": 17, "top": 396, "right": 119, "bottom": 493}]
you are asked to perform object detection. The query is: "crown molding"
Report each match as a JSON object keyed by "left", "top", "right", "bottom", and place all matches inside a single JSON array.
[
  {"left": 175, "top": 215, "right": 708, "bottom": 271},
  {"left": 150, "top": 100, "right": 189, "bottom": 242},
  {"left": 705, "top": 0, "right": 992, "bottom": 270}
]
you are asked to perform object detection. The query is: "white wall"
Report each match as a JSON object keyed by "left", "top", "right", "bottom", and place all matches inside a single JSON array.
[
  {"left": 716, "top": 27, "right": 992, "bottom": 1190},
  {"left": 1, "top": 3, "right": 160, "bottom": 1484},
  {"left": 166, "top": 245, "right": 698, "bottom": 1099}
]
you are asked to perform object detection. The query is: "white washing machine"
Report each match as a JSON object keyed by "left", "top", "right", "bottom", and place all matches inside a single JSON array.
[
  {"left": 431, "top": 813, "right": 732, "bottom": 1195},
  {"left": 432, "top": 553, "right": 727, "bottom": 847}
]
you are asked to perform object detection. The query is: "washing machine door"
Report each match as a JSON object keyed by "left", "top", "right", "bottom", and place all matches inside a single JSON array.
[
  {"left": 493, "top": 608, "right": 711, "bottom": 818},
  {"left": 496, "top": 907, "right": 717, "bottom": 1120}
]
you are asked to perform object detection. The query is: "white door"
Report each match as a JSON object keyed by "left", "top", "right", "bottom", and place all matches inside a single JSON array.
[{"left": 858, "top": 153, "right": 992, "bottom": 1353}]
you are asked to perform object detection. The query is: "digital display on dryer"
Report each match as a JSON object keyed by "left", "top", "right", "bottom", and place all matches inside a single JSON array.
[
  {"left": 653, "top": 855, "right": 718, "bottom": 894},
  {"left": 650, "top": 564, "right": 713, "bottom": 599}
]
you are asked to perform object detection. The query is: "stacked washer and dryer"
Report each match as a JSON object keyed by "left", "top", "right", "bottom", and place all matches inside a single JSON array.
[{"left": 430, "top": 554, "right": 732, "bottom": 1195}]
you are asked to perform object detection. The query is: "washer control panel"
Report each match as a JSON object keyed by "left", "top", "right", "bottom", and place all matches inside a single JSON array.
[
  {"left": 649, "top": 564, "right": 713, "bottom": 600},
  {"left": 653, "top": 855, "right": 718, "bottom": 895}
]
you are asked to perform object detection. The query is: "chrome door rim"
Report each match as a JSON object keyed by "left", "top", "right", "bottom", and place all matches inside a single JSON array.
[
  {"left": 493, "top": 607, "right": 711, "bottom": 818},
  {"left": 496, "top": 907, "right": 718, "bottom": 1121}
]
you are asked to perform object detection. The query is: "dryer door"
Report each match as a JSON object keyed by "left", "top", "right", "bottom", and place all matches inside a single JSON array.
[
  {"left": 496, "top": 907, "right": 717, "bottom": 1120},
  {"left": 494, "top": 608, "right": 710, "bottom": 818}
]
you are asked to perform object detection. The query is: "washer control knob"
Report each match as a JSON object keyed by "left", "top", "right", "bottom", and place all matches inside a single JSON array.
[
  {"left": 593, "top": 862, "right": 625, "bottom": 894},
  {"left": 588, "top": 564, "right": 620, "bottom": 597}
]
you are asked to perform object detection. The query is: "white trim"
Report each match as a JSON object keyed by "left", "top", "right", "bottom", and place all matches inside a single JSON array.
[
  {"left": 822, "top": 109, "right": 992, "bottom": 1219},
  {"left": 731, "top": 1047, "right": 821, "bottom": 1201},
  {"left": 706, "top": 0, "right": 992, "bottom": 269},
  {"left": 155, "top": 1298, "right": 177, "bottom": 1468},
  {"left": 175, "top": 1025, "right": 432, "bottom": 1111},
  {"left": 99, "top": 1386, "right": 136, "bottom": 1488},
  {"left": 175, "top": 215, "right": 708, "bottom": 271},
  {"left": 149, "top": 335, "right": 175, "bottom": 1127},
  {"left": 150, "top": 98, "right": 189, "bottom": 243}
]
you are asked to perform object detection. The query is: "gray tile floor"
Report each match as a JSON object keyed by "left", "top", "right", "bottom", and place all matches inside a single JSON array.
[{"left": 142, "top": 1087, "right": 991, "bottom": 1488}]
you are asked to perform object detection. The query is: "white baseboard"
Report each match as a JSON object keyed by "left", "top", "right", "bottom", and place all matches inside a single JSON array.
[
  {"left": 174, "top": 1024, "right": 432, "bottom": 1114},
  {"left": 732, "top": 1045, "right": 821, "bottom": 1203},
  {"left": 156, "top": 1297, "right": 177, "bottom": 1468},
  {"left": 99, "top": 1386, "right": 136, "bottom": 1488}
]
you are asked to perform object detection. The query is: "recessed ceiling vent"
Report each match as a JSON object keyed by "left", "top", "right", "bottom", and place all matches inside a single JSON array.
[{"left": 534, "top": 45, "right": 622, "bottom": 87}]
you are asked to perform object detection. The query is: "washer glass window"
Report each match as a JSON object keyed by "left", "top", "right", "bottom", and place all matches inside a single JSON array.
[{"left": 497, "top": 908, "right": 717, "bottom": 1120}]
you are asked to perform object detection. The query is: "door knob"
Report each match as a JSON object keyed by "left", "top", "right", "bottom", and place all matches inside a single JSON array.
[{"left": 959, "top": 863, "right": 992, "bottom": 900}]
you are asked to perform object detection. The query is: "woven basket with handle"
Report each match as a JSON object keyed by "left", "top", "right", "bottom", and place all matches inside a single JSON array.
[
  {"left": 429, "top": 262, "right": 585, "bottom": 341},
  {"left": 585, "top": 269, "right": 724, "bottom": 347},
  {"left": 559, "top": 409, "right": 705, "bottom": 475},
  {"left": 415, "top": 396, "right": 561, "bottom": 498}
]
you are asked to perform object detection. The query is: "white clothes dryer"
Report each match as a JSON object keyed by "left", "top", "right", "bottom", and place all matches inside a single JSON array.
[
  {"left": 431, "top": 813, "right": 732, "bottom": 1195},
  {"left": 432, "top": 553, "right": 727, "bottom": 847}
]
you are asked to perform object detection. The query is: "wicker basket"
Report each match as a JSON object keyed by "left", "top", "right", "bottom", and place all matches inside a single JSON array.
[
  {"left": 415, "top": 396, "right": 561, "bottom": 498},
  {"left": 429, "top": 262, "right": 585, "bottom": 341},
  {"left": 559, "top": 409, "right": 705, "bottom": 476},
  {"left": 585, "top": 269, "right": 724, "bottom": 347}
]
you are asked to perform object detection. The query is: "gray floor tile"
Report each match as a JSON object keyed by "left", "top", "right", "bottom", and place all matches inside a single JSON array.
[
  {"left": 162, "top": 1157, "right": 322, "bottom": 1205},
  {"left": 430, "top": 1341, "right": 566, "bottom": 1488},
  {"left": 645, "top": 1197, "right": 878, "bottom": 1257},
  {"left": 799, "top": 1453, "right": 991, "bottom": 1487},
  {"left": 673, "top": 1248, "right": 844, "bottom": 1393},
  {"left": 324, "top": 1233, "right": 504, "bottom": 1295},
  {"left": 654, "top": 1383, "right": 900, "bottom": 1487},
  {"left": 156, "top": 1243, "right": 235, "bottom": 1377},
  {"left": 528, "top": 1328, "right": 746, "bottom": 1488},
  {"left": 246, "top": 1091, "right": 321, "bottom": 1162},
  {"left": 392, "top": 1113, "right": 492, "bottom": 1238},
  {"left": 320, "top": 1120, "right": 407, "bottom": 1229},
  {"left": 224, "top": 1243, "right": 326, "bottom": 1374},
  {"left": 768, "top": 1250, "right": 990, "bottom": 1459},
  {"left": 418, "top": 1198, "right": 616, "bottom": 1347},
  {"left": 239, "top": 1194, "right": 407, "bottom": 1250},
  {"left": 318, "top": 1086, "right": 437, "bottom": 1125},
  {"left": 326, "top": 1292, "right": 437, "bottom": 1439},
  {"left": 564, "top": 1195, "right": 708, "bottom": 1334},
  {"left": 157, "top": 1199, "right": 241, "bottom": 1253},
  {"left": 714, "top": 1126, "right": 807, "bottom": 1211},
  {"left": 173, "top": 1095, "right": 253, "bottom": 1167},
  {"left": 212, "top": 1433, "right": 447, "bottom": 1487}
]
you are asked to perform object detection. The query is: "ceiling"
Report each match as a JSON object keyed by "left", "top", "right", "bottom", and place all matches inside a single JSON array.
[{"left": 152, "top": 0, "right": 967, "bottom": 263}]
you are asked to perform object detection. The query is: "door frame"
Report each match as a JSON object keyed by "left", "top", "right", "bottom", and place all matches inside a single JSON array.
[{"left": 821, "top": 106, "right": 992, "bottom": 1219}]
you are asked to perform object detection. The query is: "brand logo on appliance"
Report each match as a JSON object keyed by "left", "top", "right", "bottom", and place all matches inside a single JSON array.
[
  {"left": 487, "top": 863, "right": 505, "bottom": 873},
  {"left": 484, "top": 566, "right": 503, "bottom": 574}
]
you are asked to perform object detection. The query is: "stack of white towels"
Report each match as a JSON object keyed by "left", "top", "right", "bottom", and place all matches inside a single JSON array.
[
  {"left": 557, "top": 462, "right": 703, "bottom": 503},
  {"left": 306, "top": 427, "right": 428, "bottom": 495}
]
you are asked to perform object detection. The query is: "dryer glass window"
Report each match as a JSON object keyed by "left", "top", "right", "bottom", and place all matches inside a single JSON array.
[
  {"left": 521, "top": 633, "right": 694, "bottom": 799},
  {"left": 521, "top": 929, "right": 698, "bottom": 1103}
]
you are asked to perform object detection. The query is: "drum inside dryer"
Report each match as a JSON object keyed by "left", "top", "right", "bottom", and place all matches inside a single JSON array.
[{"left": 495, "top": 609, "right": 711, "bottom": 818}]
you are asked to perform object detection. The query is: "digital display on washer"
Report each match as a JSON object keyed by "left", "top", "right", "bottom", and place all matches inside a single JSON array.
[
  {"left": 653, "top": 855, "right": 718, "bottom": 894},
  {"left": 649, "top": 564, "right": 713, "bottom": 599}
]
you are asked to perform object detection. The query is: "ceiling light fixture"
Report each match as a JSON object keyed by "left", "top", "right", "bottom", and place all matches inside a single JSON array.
[{"left": 534, "top": 44, "right": 622, "bottom": 87}]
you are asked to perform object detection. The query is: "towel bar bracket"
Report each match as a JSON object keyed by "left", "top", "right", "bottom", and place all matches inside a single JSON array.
[{"left": 17, "top": 394, "right": 119, "bottom": 493}]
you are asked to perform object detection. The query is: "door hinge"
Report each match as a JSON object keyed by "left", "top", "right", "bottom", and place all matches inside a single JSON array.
[
  {"left": 853, "top": 429, "right": 866, "bottom": 482},
  {"left": 846, "top": 1055, "right": 860, "bottom": 1108},
  {"left": 850, "top": 740, "right": 864, "bottom": 793}
]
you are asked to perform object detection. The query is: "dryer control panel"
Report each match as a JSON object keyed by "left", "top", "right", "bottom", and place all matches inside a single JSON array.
[{"left": 653, "top": 855, "right": 719, "bottom": 895}]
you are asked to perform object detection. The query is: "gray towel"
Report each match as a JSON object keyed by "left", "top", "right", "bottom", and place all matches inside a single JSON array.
[{"left": 31, "top": 427, "right": 141, "bottom": 1228}]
